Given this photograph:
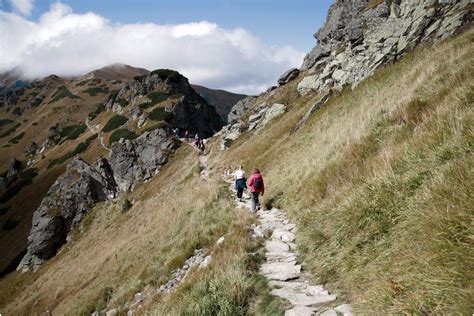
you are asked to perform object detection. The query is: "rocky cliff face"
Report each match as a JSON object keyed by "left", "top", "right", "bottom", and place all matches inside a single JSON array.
[
  {"left": 298, "top": 0, "right": 473, "bottom": 94},
  {"left": 18, "top": 128, "right": 178, "bottom": 272},
  {"left": 107, "top": 70, "right": 223, "bottom": 137}
]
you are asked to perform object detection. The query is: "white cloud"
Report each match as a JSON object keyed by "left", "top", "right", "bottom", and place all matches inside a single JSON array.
[
  {"left": 0, "top": 3, "right": 305, "bottom": 94},
  {"left": 8, "top": 0, "right": 34, "bottom": 16}
]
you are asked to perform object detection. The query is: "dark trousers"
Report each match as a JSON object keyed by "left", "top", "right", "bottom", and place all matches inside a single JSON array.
[
  {"left": 251, "top": 192, "right": 260, "bottom": 212},
  {"left": 237, "top": 188, "right": 244, "bottom": 199}
]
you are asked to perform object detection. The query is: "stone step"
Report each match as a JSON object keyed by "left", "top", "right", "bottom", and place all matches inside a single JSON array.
[
  {"left": 266, "top": 252, "right": 298, "bottom": 263},
  {"left": 320, "top": 309, "right": 337, "bottom": 316},
  {"left": 335, "top": 304, "right": 353, "bottom": 316},
  {"left": 272, "top": 228, "right": 296, "bottom": 242},
  {"left": 285, "top": 305, "right": 317, "bottom": 316},
  {"left": 266, "top": 240, "right": 290, "bottom": 253},
  {"left": 271, "top": 288, "right": 337, "bottom": 306},
  {"left": 261, "top": 262, "right": 301, "bottom": 281}
]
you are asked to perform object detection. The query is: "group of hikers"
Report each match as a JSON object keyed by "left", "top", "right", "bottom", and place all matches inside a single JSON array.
[
  {"left": 172, "top": 127, "right": 205, "bottom": 154},
  {"left": 234, "top": 166, "right": 265, "bottom": 212}
]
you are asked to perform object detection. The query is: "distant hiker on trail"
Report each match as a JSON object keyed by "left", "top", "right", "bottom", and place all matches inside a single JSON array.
[
  {"left": 248, "top": 168, "right": 264, "bottom": 212},
  {"left": 173, "top": 127, "right": 180, "bottom": 139},
  {"left": 198, "top": 139, "right": 205, "bottom": 154},
  {"left": 234, "top": 166, "right": 247, "bottom": 201}
]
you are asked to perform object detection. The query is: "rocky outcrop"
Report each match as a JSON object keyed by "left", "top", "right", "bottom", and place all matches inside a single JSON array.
[
  {"left": 298, "top": 0, "right": 473, "bottom": 94},
  {"left": 227, "top": 96, "right": 257, "bottom": 123},
  {"left": 18, "top": 127, "right": 180, "bottom": 272},
  {"left": 220, "top": 103, "right": 287, "bottom": 150},
  {"left": 18, "top": 158, "right": 118, "bottom": 272},
  {"left": 109, "top": 128, "right": 178, "bottom": 192},
  {"left": 278, "top": 68, "right": 300, "bottom": 85},
  {"left": 106, "top": 70, "right": 223, "bottom": 137}
]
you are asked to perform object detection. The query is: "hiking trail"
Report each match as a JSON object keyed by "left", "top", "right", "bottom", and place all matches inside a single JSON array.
[
  {"left": 85, "top": 119, "right": 110, "bottom": 152},
  {"left": 223, "top": 172, "right": 353, "bottom": 316}
]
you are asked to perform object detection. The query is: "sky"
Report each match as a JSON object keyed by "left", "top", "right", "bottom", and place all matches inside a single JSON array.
[{"left": 0, "top": 0, "right": 333, "bottom": 94}]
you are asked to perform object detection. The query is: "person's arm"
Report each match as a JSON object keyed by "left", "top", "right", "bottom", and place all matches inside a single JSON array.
[
  {"left": 248, "top": 175, "right": 254, "bottom": 188},
  {"left": 261, "top": 178, "right": 265, "bottom": 195}
]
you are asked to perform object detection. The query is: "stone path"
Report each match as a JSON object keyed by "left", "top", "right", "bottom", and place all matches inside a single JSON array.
[{"left": 224, "top": 172, "right": 353, "bottom": 316}]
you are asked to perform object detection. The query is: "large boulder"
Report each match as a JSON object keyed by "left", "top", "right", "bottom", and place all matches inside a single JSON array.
[
  {"left": 278, "top": 68, "right": 300, "bottom": 85},
  {"left": 18, "top": 158, "right": 118, "bottom": 272},
  {"left": 298, "top": 0, "right": 473, "bottom": 95},
  {"left": 109, "top": 128, "right": 178, "bottom": 192},
  {"left": 227, "top": 96, "right": 257, "bottom": 123}
]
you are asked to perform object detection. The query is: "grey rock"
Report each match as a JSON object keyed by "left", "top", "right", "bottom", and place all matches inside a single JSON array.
[
  {"left": 18, "top": 157, "right": 118, "bottom": 272},
  {"left": 227, "top": 96, "right": 256, "bottom": 123},
  {"left": 271, "top": 288, "right": 337, "bottom": 306},
  {"left": 266, "top": 240, "right": 290, "bottom": 253},
  {"left": 335, "top": 304, "right": 353, "bottom": 316},
  {"left": 320, "top": 309, "right": 337, "bottom": 316},
  {"left": 105, "top": 309, "right": 118, "bottom": 316},
  {"left": 220, "top": 121, "right": 244, "bottom": 150},
  {"left": 6, "top": 158, "right": 21, "bottom": 178},
  {"left": 260, "top": 262, "right": 301, "bottom": 281},
  {"left": 109, "top": 128, "right": 178, "bottom": 192},
  {"left": 285, "top": 306, "right": 317, "bottom": 316},
  {"left": 299, "top": 0, "right": 473, "bottom": 94},
  {"left": 278, "top": 68, "right": 300, "bottom": 85}
]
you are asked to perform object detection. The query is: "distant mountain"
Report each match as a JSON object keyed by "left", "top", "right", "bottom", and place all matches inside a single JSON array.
[
  {"left": 83, "top": 63, "right": 150, "bottom": 81},
  {"left": 0, "top": 68, "right": 28, "bottom": 96},
  {"left": 192, "top": 84, "right": 247, "bottom": 123}
]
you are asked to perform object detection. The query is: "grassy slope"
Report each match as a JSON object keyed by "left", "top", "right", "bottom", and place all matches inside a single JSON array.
[
  {"left": 211, "top": 29, "right": 473, "bottom": 313},
  {"left": 0, "top": 145, "right": 283, "bottom": 315}
]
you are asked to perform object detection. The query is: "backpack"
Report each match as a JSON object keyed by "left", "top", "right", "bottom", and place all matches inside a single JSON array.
[{"left": 253, "top": 176, "right": 263, "bottom": 190}]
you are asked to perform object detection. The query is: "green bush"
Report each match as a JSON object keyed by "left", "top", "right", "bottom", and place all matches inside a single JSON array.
[
  {"left": 116, "top": 98, "right": 129, "bottom": 107},
  {"left": 8, "top": 132, "right": 25, "bottom": 144},
  {"left": 122, "top": 199, "right": 132, "bottom": 212},
  {"left": 148, "top": 107, "right": 174, "bottom": 122},
  {"left": 47, "top": 134, "right": 97, "bottom": 169},
  {"left": 20, "top": 168, "right": 38, "bottom": 181},
  {"left": 82, "top": 87, "right": 110, "bottom": 96},
  {"left": 150, "top": 69, "right": 183, "bottom": 81},
  {"left": 88, "top": 103, "right": 107, "bottom": 120},
  {"left": 60, "top": 123, "right": 86, "bottom": 140},
  {"left": 48, "top": 86, "right": 80, "bottom": 104},
  {"left": 0, "top": 119, "right": 13, "bottom": 127},
  {"left": 102, "top": 115, "right": 128, "bottom": 133},
  {"left": 108, "top": 129, "right": 137, "bottom": 145},
  {"left": 0, "top": 123, "right": 20, "bottom": 138},
  {"left": 138, "top": 91, "right": 173, "bottom": 110}
]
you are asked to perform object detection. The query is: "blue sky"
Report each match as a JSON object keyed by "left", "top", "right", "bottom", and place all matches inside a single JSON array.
[
  {"left": 26, "top": 0, "right": 333, "bottom": 51},
  {"left": 1, "top": 0, "right": 333, "bottom": 94}
]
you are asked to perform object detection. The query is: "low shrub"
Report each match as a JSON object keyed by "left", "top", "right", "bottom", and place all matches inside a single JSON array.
[
  {"left": 88, "top": 103, "right": 107, "bottom": 120},
  {"left": 8, "top": 132, "right": 25, "bottom": 144},
  {"left": 108, "top": 129, "right": 137, "bottom": 145},
  {"left": 59, "top": 123, "right": 86, "bottom": 140},
  {"left": 49, "top": 86, "right": 80, "bottom": 104},
  {"left": 0, "top": 168, "right": 38, "bottom": 203},
  {"left": 122, "top": 199, "right": 132, "bottom": 212},
  {"left": 0, "top": 119, "right": 13, "bottom": 127},
  {"left": 0, "top": 207, "right": 9, "bottom": 216},
  {"left": 82, "top": 87, "right": 110, "bottom": 96},
  {"left": 102, "top": 115, "right": 128, "bottom": 133},
  {"left": 47, "top": 134, "right": 97, "bottom": 169},
  {"left": 150, "top": 69, "right": 183, "bottom": 81},
  {"left": 149, "top": 107, "right": 174, "bottom": 122},
  {"left": 0, "top": 123, "right": 21, "bottom": 138}
]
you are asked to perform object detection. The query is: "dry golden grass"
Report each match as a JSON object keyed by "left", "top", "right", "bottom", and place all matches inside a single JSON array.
[{"left": 211, "top": 29, "right": 474, "bottom": 313}]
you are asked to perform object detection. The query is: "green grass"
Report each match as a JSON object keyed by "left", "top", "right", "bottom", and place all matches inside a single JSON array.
[
  {"left": 115, "top": 98, "right": 129, "bottom": 107},
  {"left": 48, "top": 86, "right": 80, "bottom": 104},
  {"left": 108, "top": 129, "right": 138, "bottom": 145},
  {"left": 59, "top": 123, "right": 87, "bottom": 141},
  {"left": 0, "top": 123, "right": 20, "bottom": 139},
  {"left": 218, "top": 30, "right": 474, "bottom": 314},
  {"left": 148, "top": 107, "right": 174, "bottom": 122},
  {"left": 141, "top": 122, "right": 168, "bottom": 133},
  {"left": 150, "top": 69, "right": 183, "bottom": 81},
  {"left": 8, "top": 132, "right": 25, "bottom": 144},
  {"left": 47, "top": 134, "right": 97, "bottom": 169},
  {"left": 0, "top": 119, "right": 13, "bottom": 127},
  {"left": 82, "top": 87, "right": 110, "bottom": 96},
  {"left": 88, "top": 103, "right": 107, "bottom": 120},
  {"left": 102, "top": 115, "right": 128, "bottom": 133},
  {"left": 138, "top": 91, "right": 169, "bottom": 110}
]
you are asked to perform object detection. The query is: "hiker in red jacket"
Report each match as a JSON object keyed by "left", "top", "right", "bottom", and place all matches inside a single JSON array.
[{"left": 248, "top": 168, "right": 264, "bottom": 212}]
